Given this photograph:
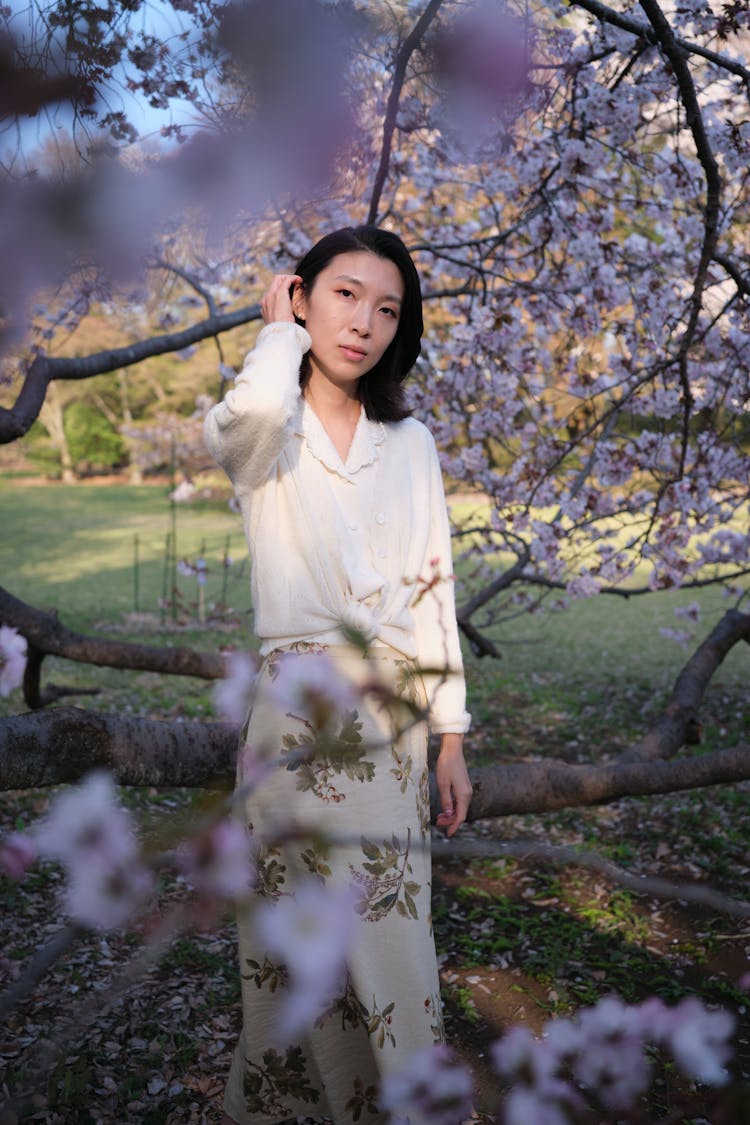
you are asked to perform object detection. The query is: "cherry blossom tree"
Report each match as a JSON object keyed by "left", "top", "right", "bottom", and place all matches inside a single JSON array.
[
  {"left": 3, "top": 6, "right": 750, "bottom": 1118},
  {"left": 1, "top": 0, "right": 748, "bottom": 806}
]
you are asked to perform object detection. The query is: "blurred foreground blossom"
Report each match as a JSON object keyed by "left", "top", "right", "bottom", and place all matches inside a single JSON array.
[
  {"left": 254, "top": 879, "right": 358, "bottom": 1041},
  {"left": 65, "top": 858, "right": 154, "bottom": 931},
  {"left": 35, "top": 771, "right": 135, "bottom": 868},
  {"left": 178, "top": 817, "right": 256, "bottom": 902},
  {"left": 35, "top": 771, "right": 154, "bottom": 931},
  {"left": 492, "top": 994, "right": 736, "bottom": 1120},
  {"left": 661, "top": 997, "right": 735, "bottom": 1086},
  {"left": 0, "top": 830, "right": 37, "bottom": 879},
  {"left": 266, "top": 652, "right": 359, "bottom": 727},
  {"left": 379, "top": 1044, "right": 474, "bottom": 1125},
  {"left": 430, "top": 0, "right": 533, "bottom": 151},
  {"left": 214, "top": 649, "right": 260, "bottom": 726},
  {"left": 0, "top": 624, "right": 27, "bottom": 696}
]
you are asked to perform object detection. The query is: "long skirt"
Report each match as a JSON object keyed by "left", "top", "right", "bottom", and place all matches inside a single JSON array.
[{"left": 223, "top": 643, "right": 444, "bottom": 1125}]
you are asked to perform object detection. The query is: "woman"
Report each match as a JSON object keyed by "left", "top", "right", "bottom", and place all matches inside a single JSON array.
[{"left": 204, "top": 225, "right": 472, "bottom": 1125}]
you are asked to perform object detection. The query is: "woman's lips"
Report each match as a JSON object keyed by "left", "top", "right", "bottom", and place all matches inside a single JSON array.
[{"left": 340, "top": 345, "right": 368, "bottom": 361}]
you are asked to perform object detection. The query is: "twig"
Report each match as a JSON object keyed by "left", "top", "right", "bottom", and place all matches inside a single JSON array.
[
  {"left": 0, "top": 923, "right": 85, "bottom": 1025},
  {"left": 434, "top": 835, "right": 750, "bottom": 921}
]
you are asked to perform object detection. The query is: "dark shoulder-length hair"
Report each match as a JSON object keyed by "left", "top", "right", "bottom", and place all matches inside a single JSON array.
[{"left": 294, "top": 225, "right": 423, "bottom": 423}]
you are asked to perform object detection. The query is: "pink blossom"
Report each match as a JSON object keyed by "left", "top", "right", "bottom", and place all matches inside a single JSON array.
[
  {"left": 503, "top": 1085, "right": 572, "bottom": 1125},
  {"left": 65, "top": 859, "right": 154, "bottom": 931},
  {"left": 33, "top": 772, "right": 154, "bottom": 930},
  {"left": 674, "top": 601, "right": 702, "bottom": 622},
  {"left": 265, "top": 653, "right": 359, "bottom": 727},
  {"left": 0, "top": 831, "right": 37, "bottom": 879},
  {"left": 663, "top": 997, "right": 735, "bottom": 1086},
  {"left": 254, "top": 879, "right": 358, "bottom": 1041},
  {"left": 492, "top": 1025, "right": 552, "bottom": 1084},
  {"left": 379, "top": 1044, "right": 474, "bottom": 1125},
  {"left": 0, "top": 625, "right": 27, "bottom": 696},
  {"left": 572, "top": 996, "right": 652, "bottom": 1109},
  {"left": 178, "top": 817, "right": 255, "bottom": 901},
  {"left": 658, "top": 627, "right": 692, "bottom": 648},
  {"left": 35, "top": 771, "right": 136, "bottom": 869},
  {"left": 214, "top": 649, "right": 259, "bottom": 725}
]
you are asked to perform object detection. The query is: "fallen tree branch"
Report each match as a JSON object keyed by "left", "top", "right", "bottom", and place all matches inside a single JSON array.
[
  {"left": 0, "top": 707, "right": 235, "bottom": 790},
  {"left": 434, "top": 836, "right": 750, "bottom": 921},
  {"left": 3, "top": 705, "right": 750, "bottom": 817},
  {"left": 1, "top": 584, "right": 225, "bottom": 709}
]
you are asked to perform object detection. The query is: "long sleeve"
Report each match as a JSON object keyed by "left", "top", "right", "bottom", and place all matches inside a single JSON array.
[
  {"left": 203, "top": 322, "right": 311, "bottom": 491},
  {"left": 410, "top": 433, "right": 471, "bottom": 735}
]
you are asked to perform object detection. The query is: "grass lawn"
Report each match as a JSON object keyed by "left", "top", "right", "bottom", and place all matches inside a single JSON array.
[{"left": 1, "top": 480, "right": 749, "bottom": 1123}]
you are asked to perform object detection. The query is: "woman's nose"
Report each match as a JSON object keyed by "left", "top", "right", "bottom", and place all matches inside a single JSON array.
[{"left": 350, "top": 304, "right": 372, "bottom": 335}]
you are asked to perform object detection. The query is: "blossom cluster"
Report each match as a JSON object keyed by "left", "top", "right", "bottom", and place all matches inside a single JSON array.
[
  {"left": 374, "top": 992, "right": 738, "bottom": 1123},
  {"left": 492, "top": 994, "right": 735, "bottom": 1121}
]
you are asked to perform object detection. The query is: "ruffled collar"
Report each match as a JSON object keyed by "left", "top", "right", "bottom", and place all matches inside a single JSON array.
[{"left": 297, "top": 400, "right": 385, "bottom": 478}]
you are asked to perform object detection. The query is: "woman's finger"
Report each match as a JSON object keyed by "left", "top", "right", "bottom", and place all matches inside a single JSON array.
[{"left": 260, "top": 274, "right": 302, "bottom": 324}]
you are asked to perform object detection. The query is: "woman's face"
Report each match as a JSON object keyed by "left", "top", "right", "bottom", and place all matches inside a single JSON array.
[{"left": 293, "top": 250, "right": 404, "bottom": 394}]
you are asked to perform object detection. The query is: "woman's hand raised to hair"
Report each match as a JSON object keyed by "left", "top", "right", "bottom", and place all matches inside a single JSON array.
[
  {"left": 435, "top": 733, "right": 473, "bottom": 837},
  {"left": 260, "top": 274, "right": 302, "bottom": 326}
]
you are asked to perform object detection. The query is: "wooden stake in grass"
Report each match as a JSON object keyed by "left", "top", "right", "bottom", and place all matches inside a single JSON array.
[
  {"left": 133, "top": 532, "right": 140, "bottom": 613},
  {"left": 221, "top": 534, "right": 231, "bottom": 607},
  {"left": 160, "top": 532, "right": 171, "bottom": 626}
]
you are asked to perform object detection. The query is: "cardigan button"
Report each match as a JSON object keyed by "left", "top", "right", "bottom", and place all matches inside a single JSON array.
[{"left": 375, "top": 512, "right": 386, "bottom": 524}]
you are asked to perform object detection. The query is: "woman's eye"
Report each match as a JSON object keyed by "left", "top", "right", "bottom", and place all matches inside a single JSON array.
[
  {"left": 381, "top": 307, "right": 398, "bottom": 318},
  {"left": 338, "top": 288, "right": 354, "bottom": 299}
]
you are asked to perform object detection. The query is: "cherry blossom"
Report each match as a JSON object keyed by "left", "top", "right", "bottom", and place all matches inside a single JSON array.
[
  {"left": 35, "top": 771, "right": 137, "bottom": 869},
  {"left": 34, "top": 771, "right": 154, "bottom": 930},
  {"left": 379, "top": 1044, "right": 474, "bottom": 1125},
  {"left": 253, "top": 879, "right": 358, "bottom": 1041},
  {"left": 660, "top": 997, "right": 735, "bottom": 1087},
  {"left": 177, "top": 817, "right": 256, "bottom": 902},
  {"left": 264, "top": 652, "right": 359, "bottom": 728},
  {"left": 213, "top": 649, "right": 260, "bottom": 726},
  {"left": 0, "top": 625, "right": 27, "bottom": 697},
  {"left": 492, "top": 994, "right": 737, "bottom": 1117},
  {"left": 65, "top": 859, "right": 154, "bottom": 932},
  {"left": 0, "top": 831, "right": 37, "bottom": 879}
]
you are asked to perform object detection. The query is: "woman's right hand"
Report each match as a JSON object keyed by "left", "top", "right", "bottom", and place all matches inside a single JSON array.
[{"left": 260, "top": 274, "right": 302, "bottom": 325}]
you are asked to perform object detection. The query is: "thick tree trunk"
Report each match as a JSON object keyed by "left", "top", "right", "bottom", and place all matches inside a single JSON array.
[{"left": 39, "top": 385, "right": 75, "bottom": 483}]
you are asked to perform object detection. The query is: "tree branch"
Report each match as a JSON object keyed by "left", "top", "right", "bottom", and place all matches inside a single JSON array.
[
  {"left": 569, "top": 0, "right": 750, "bottom": 83},
  {"left": 463, "top": 744, "right": 750, "bottom": 819},
  {"left": 367, "top": 0, "right": 444, "bottom": 224},
  {"left": 436, "top": 837, "right": 750, "bottom": 920},
  {"left": 619, "top": 608, "right": 750, "bottom": 763},
  {"left": 0, "top": 585, "right": 225, "bottom": 708},
  {"left": 0, "top": 303, "right": 261, "bottom": 445},
  {"left": 0, "top": 707, "right": 235, "bottom": 789}
]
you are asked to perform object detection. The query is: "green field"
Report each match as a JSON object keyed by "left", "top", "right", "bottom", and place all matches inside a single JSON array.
[
  {"left": 1, "top": 481, "right": 746, "bottom": 673},
  {"left": 2, "top": 480, "right": 749, "bottom": 1123}
]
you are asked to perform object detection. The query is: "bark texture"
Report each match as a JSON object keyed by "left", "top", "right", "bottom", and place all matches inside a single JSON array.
[{"left": 0, "top": 707, "right": 234, "bottom": 790}]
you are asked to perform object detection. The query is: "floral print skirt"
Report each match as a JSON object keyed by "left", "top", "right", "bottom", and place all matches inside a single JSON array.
[{"left": 223, "top": 643, "right": 444, "bottom": 1125}]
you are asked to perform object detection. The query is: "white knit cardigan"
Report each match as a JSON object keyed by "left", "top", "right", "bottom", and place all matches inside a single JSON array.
[{"left": 204, "top": 321, "right": 470, "bottom": 734}]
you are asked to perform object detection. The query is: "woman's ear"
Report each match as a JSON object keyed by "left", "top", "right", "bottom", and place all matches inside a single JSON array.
[{"left": 291, "top": 282, "right": 306, "bottom": 322}]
